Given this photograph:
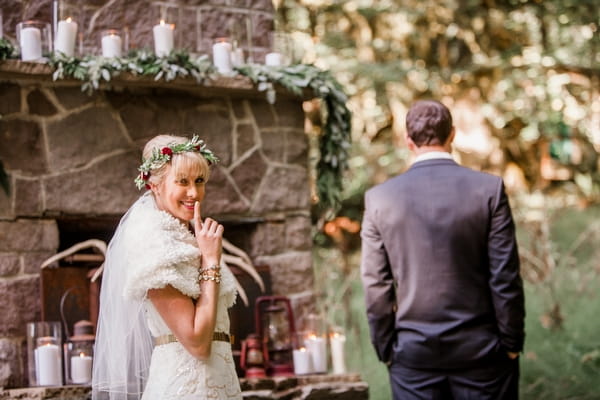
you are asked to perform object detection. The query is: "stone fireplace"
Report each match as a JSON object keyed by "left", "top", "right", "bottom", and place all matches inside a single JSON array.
[
  {"left": 0, "top": 2, "right": 368, "bottom": 397},
  {"left": 0, "top": 59, "right": 317, "bottom": 388}
]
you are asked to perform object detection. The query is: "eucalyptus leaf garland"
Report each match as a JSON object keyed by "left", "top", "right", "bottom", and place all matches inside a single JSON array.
[
  {"left": 48, "top": 50, "right": 215, "bottom": 93},
  {"left": 0, "top": 38, "right": 16, "bottom": 60},
  {"left": 0, "top": 42, "right": 350, "bottom": 214},
  {"left": 236, "top": 63, "right": 351, "bottom": 213}
]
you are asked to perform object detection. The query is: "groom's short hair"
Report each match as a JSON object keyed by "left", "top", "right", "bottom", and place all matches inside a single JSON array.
[{"left": 406, "top": 100, "right": 453, "bottom": 147}]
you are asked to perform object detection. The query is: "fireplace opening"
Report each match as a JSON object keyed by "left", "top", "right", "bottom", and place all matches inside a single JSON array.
[{"left": 44, "top": 216, "right": 271, "bottom": 375}]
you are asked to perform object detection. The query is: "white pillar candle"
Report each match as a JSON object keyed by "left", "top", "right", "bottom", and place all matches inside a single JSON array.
[
  {"left": 35, "top": 343, "right": 62, "bottom": 386},
  {"left": 329, "top": 332, "right": 347, "bottom": 374},
  {"left": 54, "top": 18, "right": 77, "bottom": 56},
  {"left": 153, "top": 20, "right": 174, "bottom": 57},
  {"left": 70, "top": 352, "right": 93, "bottom": 384},
  {"left": 265, "top": 52, "right": 283, "bottom": 67},
  {"left": 230, "top": 47, "right": 244, "bottom": 67},
  {"left": 293, "top": 347, "right": 313, "bottom": 375},
  {"left": 212, "top": 40, "right": 233, "bottom": 74},
  {"left": 305, "top": 334, "right": 327, "bottom": 373},
  {"left": 20, "top": 27, "right": 42, "bottom": 61},
  {"left": 101, "top": 33, "right": 122, "bottom": 57}
]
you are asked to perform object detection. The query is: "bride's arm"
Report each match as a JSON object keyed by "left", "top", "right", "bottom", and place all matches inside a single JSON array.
[{"left": 148, "top": 202, "right": 223, "bottom": 361}]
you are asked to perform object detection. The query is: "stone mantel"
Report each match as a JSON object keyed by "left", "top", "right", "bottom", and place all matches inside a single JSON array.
[{"left": 0, "top": 60, "right": 310, "bottom": 101}]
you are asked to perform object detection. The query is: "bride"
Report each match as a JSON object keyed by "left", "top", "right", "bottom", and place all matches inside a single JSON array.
[{"left": 92, "top": 135, "right": 242, "bottom": 399}]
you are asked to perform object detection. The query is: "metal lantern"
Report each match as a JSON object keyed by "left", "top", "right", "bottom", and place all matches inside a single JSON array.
[{"left": 255, "top": 296, "right": 296, "bottom": 376}]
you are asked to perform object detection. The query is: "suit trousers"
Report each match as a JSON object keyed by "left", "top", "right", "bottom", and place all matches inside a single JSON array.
[{"left": 389, "top": 358, "right": 519, "bottom": 400}]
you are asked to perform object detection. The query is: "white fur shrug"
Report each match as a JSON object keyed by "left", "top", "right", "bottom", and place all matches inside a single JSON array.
[{"left": 120, "top": 193, "right": 236, "bottom": 307}]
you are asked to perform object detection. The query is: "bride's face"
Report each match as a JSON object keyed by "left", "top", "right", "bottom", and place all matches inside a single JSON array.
[{"left": 153, "top": 165, "right": 206, "bottom": 224}]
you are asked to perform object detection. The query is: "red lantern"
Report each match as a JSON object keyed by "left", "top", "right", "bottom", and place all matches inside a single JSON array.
[{"left": 255, "top": 296, "right": 296, "bottom": 376}]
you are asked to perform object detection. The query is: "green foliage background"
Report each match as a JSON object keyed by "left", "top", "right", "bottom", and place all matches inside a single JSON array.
[
  {"left": 285, "top": 0, "right": 600, "bottom": 398},
  {"left": 278, "top": 0, "right": 599, "bottom": 201}
]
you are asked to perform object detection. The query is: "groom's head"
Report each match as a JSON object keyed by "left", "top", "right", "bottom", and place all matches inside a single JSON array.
[{"left": 406, "top": 100, "right": 453, "bottom": 148}]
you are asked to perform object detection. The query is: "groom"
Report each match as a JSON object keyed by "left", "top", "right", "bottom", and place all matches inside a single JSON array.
[{"left": 360, "top": 100, "right": 525, "bottom": 399}]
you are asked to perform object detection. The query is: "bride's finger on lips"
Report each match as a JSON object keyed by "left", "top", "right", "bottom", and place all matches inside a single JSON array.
[{"left": 194, "top": 201, "right": 202, "bottom": 228}]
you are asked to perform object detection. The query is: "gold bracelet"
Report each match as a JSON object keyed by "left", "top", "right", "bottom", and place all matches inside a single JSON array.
[
  {"left": 199, "top": 272, "right": 221, "bottom": 283},
  {"left": 199, "top": 264, "right": 220, "bottom": 274}
]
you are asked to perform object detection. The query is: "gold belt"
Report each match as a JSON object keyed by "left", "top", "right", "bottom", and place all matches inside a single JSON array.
[{"left": 154, "top": 332, "right": 232, "bottom": 346}]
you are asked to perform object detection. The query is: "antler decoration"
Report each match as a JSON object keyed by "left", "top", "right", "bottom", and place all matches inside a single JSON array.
[{"left": 41, "top": 238, "right": 265, "bottom": 306}]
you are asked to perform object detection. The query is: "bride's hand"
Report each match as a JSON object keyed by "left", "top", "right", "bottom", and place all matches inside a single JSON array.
[{"left": 194, "top": 201, "right": 223, "bottom": 265}]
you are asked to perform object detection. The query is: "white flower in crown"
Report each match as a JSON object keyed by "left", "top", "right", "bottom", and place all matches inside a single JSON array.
[{"left": 134, "top": 135, "right": 219, "bottom": 190}]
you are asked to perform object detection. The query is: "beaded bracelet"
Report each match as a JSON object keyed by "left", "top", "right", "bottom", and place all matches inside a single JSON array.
[
  {"left": 199, "top": 265, "right": 221, "bottom": 274},
  {"left": 199, "top": 271, "right": 221, "bottom": 284}
]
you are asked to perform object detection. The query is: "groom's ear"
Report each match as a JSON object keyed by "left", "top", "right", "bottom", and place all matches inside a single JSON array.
[
  {"left": 405, "top": 132, "right": 417, "bottom": 152},
  {"left": 445, "top": 127, "right": 456, "bottom": 146}
]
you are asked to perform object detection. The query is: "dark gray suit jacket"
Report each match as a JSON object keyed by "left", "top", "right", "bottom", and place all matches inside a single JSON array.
[{"left": 360, "top": 158, "right": 524, "bottom": 369}]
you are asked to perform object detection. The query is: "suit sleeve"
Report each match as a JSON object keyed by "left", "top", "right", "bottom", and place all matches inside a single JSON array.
[
  {"left": 360, "top": 191, "right": 396, "bottom": 363},
  {"left": 488, "top": 180, "right": 525, "bottom": 352}
]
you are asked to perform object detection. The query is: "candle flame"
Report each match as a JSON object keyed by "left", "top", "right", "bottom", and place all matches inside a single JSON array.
[
  {"left": 300, "top": 347, "right": 307, "bottom": 352},
  {"left": 160, "top": 20, "right": 165, "bottom": 25},
  {"left": 66, "top": 17, "right": 72, "bottom": 23},
  {"left": 79, "top": 352, "right": 86, "bottom": 357},
  {"left": 308, "top": 333, "right": 317, "bottom": 339}
]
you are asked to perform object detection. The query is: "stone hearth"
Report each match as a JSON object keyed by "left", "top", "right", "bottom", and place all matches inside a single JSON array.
[{"left": 0, "top": 374, "right": 368, "bottom": 400}]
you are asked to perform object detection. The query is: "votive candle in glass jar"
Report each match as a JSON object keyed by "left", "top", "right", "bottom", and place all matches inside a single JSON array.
[{"left": 101, "top": 29, "right": 125, "bottom": 58}]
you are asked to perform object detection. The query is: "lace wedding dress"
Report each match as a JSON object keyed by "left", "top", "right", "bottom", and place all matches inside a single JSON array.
[
  {"left": 94, "top": 192, "right": 242, "bottom": 400},
  {"left": 140, "top": 266, "right": 242, "bottom": 399}
]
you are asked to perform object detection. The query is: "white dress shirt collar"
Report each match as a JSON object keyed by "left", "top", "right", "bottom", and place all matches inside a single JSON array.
[{"left": 413, "top": 151, "right": 454, "bottom": 164}]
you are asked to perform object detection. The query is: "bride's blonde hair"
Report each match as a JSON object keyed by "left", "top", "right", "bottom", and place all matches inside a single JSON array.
[{"left": 142, "top": 135, "right": 211, "bottom": 187}]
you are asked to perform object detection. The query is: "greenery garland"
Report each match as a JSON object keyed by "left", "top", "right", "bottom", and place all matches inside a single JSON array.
[
  {"left": 48, "top": 50, "right": 215, "bottom": 93},
  {"left": 236, "top": 63, "right": 351, "bottom": 214},
  {"left": 0, "top": 39, "right": 350, "bottom": 214},
  {"left": 0, "top": 38, "right": 16, "bottom": 60}
]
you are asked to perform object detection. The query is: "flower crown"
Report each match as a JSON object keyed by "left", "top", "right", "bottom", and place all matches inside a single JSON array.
[{"left": 134, "top": 135, "right": 219, "bottom": 190}]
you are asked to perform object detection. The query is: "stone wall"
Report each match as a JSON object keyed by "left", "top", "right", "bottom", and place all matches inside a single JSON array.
[
  {"left": 0, "top": 62, "right": 315, "bottom": 388},
  {"left": 1, "top": 0, "right": 274, "bottom": 62}
]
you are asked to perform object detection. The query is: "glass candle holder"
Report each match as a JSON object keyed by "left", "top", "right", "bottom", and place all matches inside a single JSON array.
[
  {"left": 64, "top": 341, "right": 93, "bottom": 384},
  {"left": 292, "top": 331, "right": 313, "bottom": 375},
  {"left": 100, "top": 29, "right": 127, "bottom": 58},
  {"left": 26, "top": 321, "right": 63, "bottom": 386},
  {"left": 17, "top": 20, "right": 52, "bottom": 62},
  {"left": 54, "top": 17, "right": 77, "bottom": 57},
  {"left": 265, "top": 32, "right": 292, "bottom": 67},
  {"left": 212, "top": 37, "right": 233, "bottom": 74},
  {"left": 152, "top": 19, "right": 174, "bottom": 57},
  {"left": 303, "top": 314, "right": 327, "bottom": 373},
  {"left": 64, "top": 320, "right": 95, "bottom": 385},
  {"left": 230, "top": 39, "right": 245, "bottom": 67},
  {"left": 329, "top": 325, "right": 347, "bottom": 374}
]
